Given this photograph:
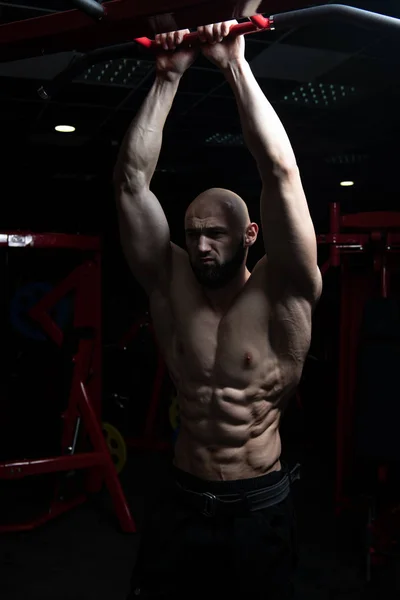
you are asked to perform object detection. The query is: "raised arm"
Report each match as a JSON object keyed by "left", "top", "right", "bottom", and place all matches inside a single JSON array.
[
  {"left": 198, "top": 22, "right": 322, "bottom": 302},
  {"left": 114, "top": 30, "right": 197, "bottom": 295}
]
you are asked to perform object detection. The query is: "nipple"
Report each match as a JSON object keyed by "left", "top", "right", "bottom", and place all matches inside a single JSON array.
[{"left": 244, "top": 352, "right": 252, "bottom": 368}]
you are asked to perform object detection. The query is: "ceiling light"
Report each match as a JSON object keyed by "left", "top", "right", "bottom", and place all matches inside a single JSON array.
[
  {"left": 55, "top": 125, "right": 76, "bottom": 133},
  {"left": 282, "top": 82, "right": 358, "bottom": 108},
  {"left": 340, "top": 180, "right": 354, "bottom": 187}
]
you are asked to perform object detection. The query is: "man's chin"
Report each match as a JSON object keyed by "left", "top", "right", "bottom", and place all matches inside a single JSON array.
[{"left": 192, "top": 267, "right": 220, "bottom": 288}]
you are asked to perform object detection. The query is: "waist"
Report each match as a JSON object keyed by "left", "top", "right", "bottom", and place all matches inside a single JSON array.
[
  {"left": 172, "top": 463, "right": 300, "bottom": 517},
  {"left": 172, "top": 463, "right": 285, "bottom": 494}
]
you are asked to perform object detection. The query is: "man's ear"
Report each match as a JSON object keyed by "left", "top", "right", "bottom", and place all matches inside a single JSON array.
[{"left": 244, "top": 222, "right": 259, "bottom": 247}]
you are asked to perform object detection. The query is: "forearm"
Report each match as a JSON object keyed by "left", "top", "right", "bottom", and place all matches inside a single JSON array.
[
  {"left": 114, "top": 73, "right": 180, "bottom": 189},
  {"left": 224, "top": 56, "right": 319, "bottom": 290},
  {"left": 223, "top": 59, "right": 297, "bottom": 178}
]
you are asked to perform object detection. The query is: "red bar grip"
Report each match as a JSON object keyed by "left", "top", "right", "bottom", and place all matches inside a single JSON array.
[
  {"left": 135, "top": 16, "right": 271, "bottom": 51},
  {"left": 250, "top": 14, "right": 270, "bottom": 28}
]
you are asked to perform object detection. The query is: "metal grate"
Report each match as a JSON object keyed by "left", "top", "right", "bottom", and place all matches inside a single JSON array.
[
  {"left": 282, "top": 82, "right": 359, "bottom": 108},
  {"left": 205, "top": 133, "right": 244, "bottom": 146},
  {"left": 325, "top": 153, "right": 369, "bottom": 165},
  {"left": 76, "top": 59, "right": 153, "bottom": 87}
]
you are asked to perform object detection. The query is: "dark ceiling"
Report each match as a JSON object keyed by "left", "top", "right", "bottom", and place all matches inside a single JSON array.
[{"left": 0, "top": 0, "right": 399, "bottom": 235}]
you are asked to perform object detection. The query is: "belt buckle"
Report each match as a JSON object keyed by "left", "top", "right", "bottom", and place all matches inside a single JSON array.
[{"left": 202, "top": 492, "right": 217, "bottom": 517}]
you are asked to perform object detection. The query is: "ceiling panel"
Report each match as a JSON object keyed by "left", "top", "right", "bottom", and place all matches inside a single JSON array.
[
  {"left": 55, "top": 81, "right": 133, "bottom": 108},
  {"left": 250, "top": 43, "right": 350, "bottom": 82},
  {"left": 318, "top": 55, "right": 395, "bottom": 87},
  {"left": 280, "top": 21, "right": 379, "bottom": 53}
]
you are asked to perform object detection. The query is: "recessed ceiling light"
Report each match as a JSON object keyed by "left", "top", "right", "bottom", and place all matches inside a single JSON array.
[
  {"left": 55, "top": 125, "right": 75, "bottom": 133},
  {"left": 340, "top": 180, "right": 354, "bottom": 187}
]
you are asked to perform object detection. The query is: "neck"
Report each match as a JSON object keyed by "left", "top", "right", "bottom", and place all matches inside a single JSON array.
[{"left": 203, "top": 264, "right": 251, "bottom": 313}]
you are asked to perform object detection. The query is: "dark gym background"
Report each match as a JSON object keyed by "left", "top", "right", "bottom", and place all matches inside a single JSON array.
[{"left": 1, "top": 0, "right": 400, "bottom": 598}]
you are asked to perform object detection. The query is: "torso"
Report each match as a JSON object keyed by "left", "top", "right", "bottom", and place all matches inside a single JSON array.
[{"left": 150, "top": 245, "right": 313, "bottom": 481}]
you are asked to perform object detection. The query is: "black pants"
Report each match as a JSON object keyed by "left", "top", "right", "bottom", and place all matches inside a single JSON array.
[{"left": 128, "top": 465, "right": 298, "bottom": 599}]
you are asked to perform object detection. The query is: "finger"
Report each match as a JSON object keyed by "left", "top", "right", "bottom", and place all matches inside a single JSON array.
[
  {"left": 174, "top": 30, "right": 183, "bottom": 46},
  {"left": 221, "top": 21, "right": 233, "bottom": 38},
  {"left": 155, "top": 33, "right": 162, "bottom": 46},
  {"left": 175, "top": 29, "right": 189, "bottom": 46},
  {"left": 213, "top": 22, "right": 223, "bottom": 43},
  {"left": 166, "top": 31, "right": 176, "bottom": 50},
  {"left": 204, "top": 23, "right": 215, "bottom": 45},
  {"left": 158, "top": 32, "right": 169, "bottom": 51},
  {"left": 197, "top": 25, "right": 206, "bottom": 43}
]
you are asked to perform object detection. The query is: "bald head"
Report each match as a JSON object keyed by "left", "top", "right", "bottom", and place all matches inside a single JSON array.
[
  {"left": 185, "top": 188, "right": 250, "bottom": 233},
  {"left": 184, "top": 188, "right": 258, "bottom": 290}
]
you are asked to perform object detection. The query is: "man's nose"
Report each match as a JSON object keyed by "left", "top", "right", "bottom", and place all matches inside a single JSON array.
[{"left": 198, "top": 235, "right": 211, "bottom": 253}]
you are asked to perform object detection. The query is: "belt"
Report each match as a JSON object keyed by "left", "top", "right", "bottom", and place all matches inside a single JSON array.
[{"left": 176, "top": 463, "right": 301, "bottom": 518}]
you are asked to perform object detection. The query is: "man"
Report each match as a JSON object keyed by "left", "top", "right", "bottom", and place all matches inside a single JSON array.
[{"left": 114, "top": 21, "right": 322, "bottom": 600}]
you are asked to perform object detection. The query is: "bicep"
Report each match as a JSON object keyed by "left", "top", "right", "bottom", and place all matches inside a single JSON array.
[
  {"left": 115, "top": 182, "right": 171, "bottom": 295},
  {"left": 260, "top": 166, "right": 321, "bottom": 301}
]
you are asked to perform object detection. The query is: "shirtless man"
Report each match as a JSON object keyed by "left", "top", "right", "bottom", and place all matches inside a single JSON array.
[{"left": 114, "top": 21, "right": 322, "bottom": 600}]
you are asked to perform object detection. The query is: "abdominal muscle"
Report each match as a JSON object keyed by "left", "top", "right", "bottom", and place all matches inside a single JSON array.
[{"left": 173, "top": 383, "right": 283, "bottom": 481}]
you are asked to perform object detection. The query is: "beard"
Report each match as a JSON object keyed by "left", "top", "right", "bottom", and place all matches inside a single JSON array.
[{"left": 190, "top": 241, "right": 246, "bottom": 289}]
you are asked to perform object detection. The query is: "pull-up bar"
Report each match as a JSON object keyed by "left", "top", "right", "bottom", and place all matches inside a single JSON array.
[
  {"left": 73, "top": 2, "right": 400, "bottom": 52},
  {"left": 35, "top": 3, "right": 400, "bottom": 101},
  {"left": 135, "top": 4, "right": 400, "bottom": 49},
  {"left": 0, "top": 0, "right": 302, "bottom": 62},
  {"left": 1, "top": 2, "right": 400, "bottom": 64}
]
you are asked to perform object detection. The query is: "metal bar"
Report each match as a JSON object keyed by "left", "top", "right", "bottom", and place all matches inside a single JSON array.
[
  {"left": 0, "top": 453, "right": 104, "bottom": 479},
  {"left": 0, "top": 0, "right": 315, "bottom": 63},
  {"left": 273, "top": 4, "right": 400, "bottom": 34},
  {"left": 79, "top": 381, "right": 136, "bottom": 532},
  {"left": 136, "top": 17, "right": 271, "bottom": 50},
  {"left": 317, "top": 234, "right": 369, "bottom": 245},
  {"left": 72, "top": 0, "right": 105, "bottom": 20},
  {"left": 381, "top": 263, "right": 390, "bottom": 299},
  {"left": 28, "top": 262, "right": 91, "bottom": 347},
  {"left": 0, "top": 232, "right": 100, "bottom": 250},
  {"left": 0, "top": 494, "right": 87, "bottom": 533},
  {"left": 341, "top": 211, "right": 400, "bottom": 230}
]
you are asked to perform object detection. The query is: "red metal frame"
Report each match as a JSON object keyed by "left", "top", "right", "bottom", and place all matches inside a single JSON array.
[
  {"left": 317, "top": 204, "right": 400, "bottom": 515},
  {"left": 117, "top": 313, "right": 171, "bottom": 452},
  {"left": 0, "top": 0, "right": 317, "bottom": 62},
  {"left": 0, "top": 232, "right": 135, "bottom": 533}
]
